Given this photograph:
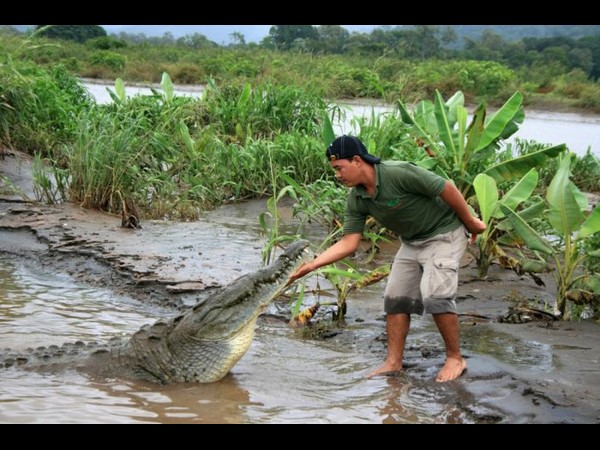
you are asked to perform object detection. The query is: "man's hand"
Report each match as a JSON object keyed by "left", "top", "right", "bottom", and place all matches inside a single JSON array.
[
  {"left": 285, "top": 262, "right": 314, "bottom": 287},
  {"left": 465, "top": 217, "right": 486, "bottom": 243}
]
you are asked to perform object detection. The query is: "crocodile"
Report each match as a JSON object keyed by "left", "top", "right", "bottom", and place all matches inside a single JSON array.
[{"left": 0, "top": 240, "right": 310, "bottom": 383}]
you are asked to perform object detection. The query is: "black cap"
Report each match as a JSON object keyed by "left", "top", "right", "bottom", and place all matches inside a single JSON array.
[{"left": 326, "top": 135, "right": 381, "bottom": 164}]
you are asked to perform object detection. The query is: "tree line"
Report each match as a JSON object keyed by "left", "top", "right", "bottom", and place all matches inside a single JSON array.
[{"left": 2, "top": 25, "right": 599, "bottom": 81}]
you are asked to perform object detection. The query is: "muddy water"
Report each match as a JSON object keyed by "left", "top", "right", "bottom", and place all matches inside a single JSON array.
[
  {"left": 0, "top": 251, "right": 486, "bottom": 424},
  {"left": 0, "top": 255, "right": 164, "bottom": 348},
  {"left": 0, "top": 197, "right": 450, "bottom": 423}
]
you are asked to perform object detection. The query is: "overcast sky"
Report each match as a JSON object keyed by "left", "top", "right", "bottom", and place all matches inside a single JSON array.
[{"left": 101, "top": 25, "right": 379, "bottom": 44}]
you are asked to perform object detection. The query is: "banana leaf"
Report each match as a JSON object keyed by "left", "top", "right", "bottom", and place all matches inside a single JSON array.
[
  {"left": 579, "top": 205, "right": 600, "bottom": 239},
  {"left": 520, "top": 258, "right": 551, "bottom": 273},
  {"left": 494, "top": 168, "right": 538, "bottom": 218},
  {"left": 434, "top": 91, "right": 457, "bottom": 161},
  {"left": 237, "top": 82, "right": 252, "bottom": 109},
  {"left": 177, "top": 122, "right": 195, "bottom": 154},
  {"left": 114, "top": 78, "right": 126, "bottom": 102},
  {"left": 476, "top": 91, "right": 524, "bottom": 152},
  {"left": 473, "top": 173, "right": 498, "bottom": 226},
  {"left": 483, "top": 144, "right": 566, "bottom": 183},
  {"left": 464, "top": 104, "right": 486, "bottom": 158},
  {"left": 497, "top": 200, "right": 546, "bottom": 231},
  {"left": 397, "top": 101, "right": 442, "bottom": 156},
  {"left": 456, "top": 105, "right": 468, "bottom": 166},
  {"left": 414, "top": 100, "right": 437, "bottom": 134},
  {"left": 500, "top": 204, "right": 554, "bottom": 255},
  {"left": 546, "top": 153, "right": 585, "bottom": 235},
  {"left": 160, "top": 72, "right": 174, "bottom": 103},
  {"left": 570, "top": 180, "right": 590, "bottom": 212},
  {"left": 445, "top": 91, "right": 464, "bottom": 125}
]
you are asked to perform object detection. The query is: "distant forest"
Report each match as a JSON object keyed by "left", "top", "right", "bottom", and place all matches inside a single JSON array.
[
  {"left": 437, "top": 25, "right": 600, "bottom": 45},
  {"left": 11, "top": 24, "right": 597, "bottom": 79}
]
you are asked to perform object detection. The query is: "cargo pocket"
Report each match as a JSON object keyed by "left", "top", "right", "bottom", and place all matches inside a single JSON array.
[{"left": 425, "top": 258, "right": 459, "bottom": 299}]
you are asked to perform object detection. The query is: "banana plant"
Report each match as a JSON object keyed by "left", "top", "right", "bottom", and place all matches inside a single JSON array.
[
  {"left": 500, "top": 153, "right": 600, "bottom": 318},
  {"left": 473, "top": 168, "right": 550, "bottom": 278},
  {"left": 317, "top": 263, "right": 390, "bottom": 323},
  {"left": 398, "top": 90, "right": 565, "bottom": 198},
  {"left": 107, "top": 77, "right": 127, "bottom": 104}
]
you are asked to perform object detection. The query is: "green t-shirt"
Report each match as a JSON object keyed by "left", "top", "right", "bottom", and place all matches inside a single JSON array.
[{"left": 342, "top": 161, "right": 462, "bottom": 242}]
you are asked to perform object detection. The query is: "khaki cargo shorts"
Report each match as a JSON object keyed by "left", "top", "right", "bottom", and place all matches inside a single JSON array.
[{"left": 383, "top": 225, "right": 469, "bottom": 315}]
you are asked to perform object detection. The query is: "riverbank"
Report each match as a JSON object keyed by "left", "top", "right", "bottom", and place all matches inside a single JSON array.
[{"left": 1, "top": 148, "right": 599, "bottom": 423}]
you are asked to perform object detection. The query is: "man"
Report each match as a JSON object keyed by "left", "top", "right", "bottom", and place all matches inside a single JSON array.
[{"left": 287, "top": 135, "right": 486, "bottom": 382}]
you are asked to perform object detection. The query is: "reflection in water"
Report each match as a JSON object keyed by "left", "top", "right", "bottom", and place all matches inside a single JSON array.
[
  {"left": 0, "top": 369, "right": 155, "bottom": 424},
  {"left": 92, "top": 375, "right": 256, "bottom": 424},
  {"left": 0, "top": 367, "right": 255, "bottom": 424}
]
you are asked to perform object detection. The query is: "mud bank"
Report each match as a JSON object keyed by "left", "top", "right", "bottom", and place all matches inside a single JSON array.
[{"left": 1, "top": 149, "right": 599, "bottom": 423}]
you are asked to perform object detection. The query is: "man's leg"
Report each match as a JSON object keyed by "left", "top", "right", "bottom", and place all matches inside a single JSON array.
[
  {"left": 367, "top": 313, "right": 410, "bottom": 377},
  {"left": 421, "top": 226, "right": 469, "bottom": 382},
  {"left": 432, "top": 312, "right": 466, "bottom": 382},
  {"left": 371, "top": 242, "right": 423, "bottom": 378}
]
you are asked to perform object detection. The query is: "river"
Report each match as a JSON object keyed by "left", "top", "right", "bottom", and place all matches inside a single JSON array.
[{"left": 84, "top": 80, "right": 600, "bottom": 157}]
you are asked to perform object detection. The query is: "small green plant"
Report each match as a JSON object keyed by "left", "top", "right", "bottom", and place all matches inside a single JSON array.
[
  {"left": 258, "top": 145, "right": 300, "bottom": 265},
  {"left": 501, "top": 153, "right": 600, "bottom": 319},
  {"left": 88, "top": 50, "right": 127, "bottom": 72},
  {"left": 315, "top": 263, "right": 390, "bottom": 322},
  {"left": 473, "top": 168, "right": 548, "bottom": 278}
]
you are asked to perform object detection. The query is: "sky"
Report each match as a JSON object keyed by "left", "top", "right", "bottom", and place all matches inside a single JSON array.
[{"left": 100, "top": 25, "right": 379, "bottom": 45}]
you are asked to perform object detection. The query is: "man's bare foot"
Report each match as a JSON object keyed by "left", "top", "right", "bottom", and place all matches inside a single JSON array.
[
  {"left": 367, "top": 363, "right": 403, "bottom": 378},
  {"left": 435, "top": 356, "right": 467, "bottom": 382}
]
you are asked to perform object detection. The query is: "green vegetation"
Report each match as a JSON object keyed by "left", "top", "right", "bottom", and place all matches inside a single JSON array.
[
  {"left": 501, "top": 154, "right": 600, "bottom": 319},
  {"left": 35, "top": 25, "right": 106, "bottom": 43},
  {"left": 397, "top": 90, "right": 565, "bottom": 198}
]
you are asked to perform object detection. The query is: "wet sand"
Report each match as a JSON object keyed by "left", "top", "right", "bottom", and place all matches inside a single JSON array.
[{"left": 1, "top": 149, "right": 599, "bottom": 423}]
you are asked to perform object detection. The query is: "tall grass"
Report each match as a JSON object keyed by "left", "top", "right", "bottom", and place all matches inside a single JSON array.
[
  {"left": 28, "top": 77, "right": 334, "bottom": 220},
  {"left": 0, "top": 61, "right": 92, "bottom": 155}
]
